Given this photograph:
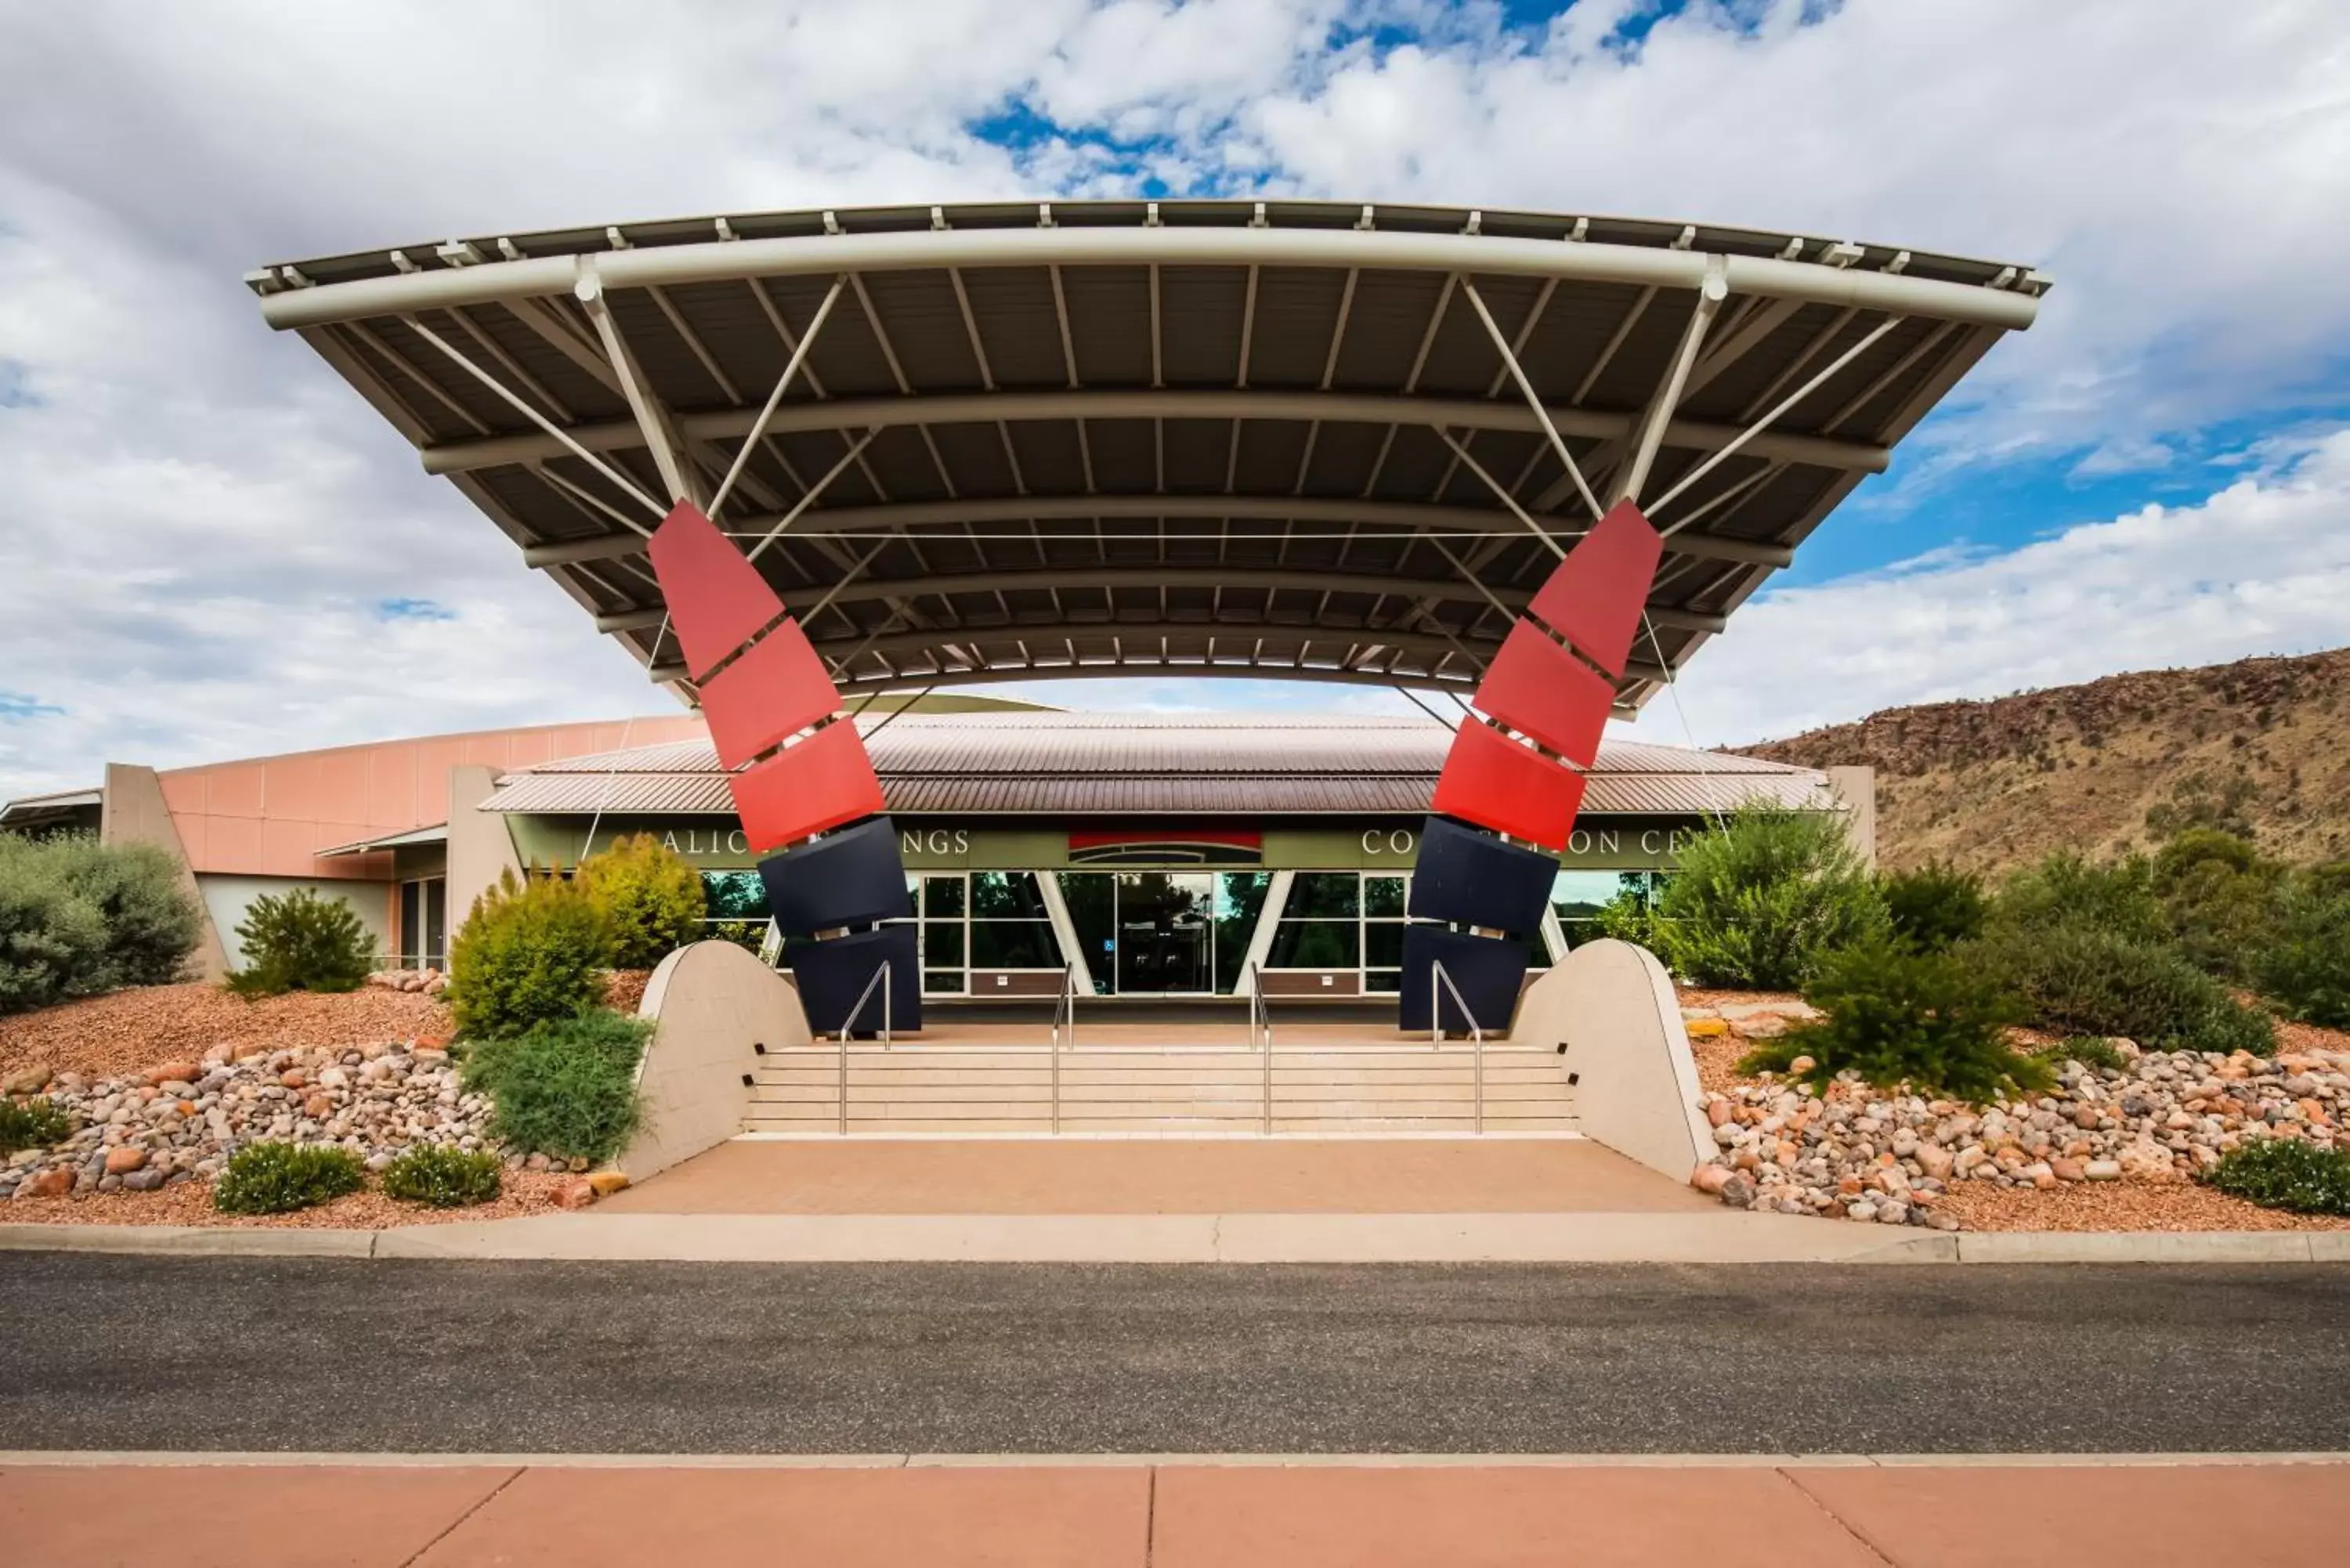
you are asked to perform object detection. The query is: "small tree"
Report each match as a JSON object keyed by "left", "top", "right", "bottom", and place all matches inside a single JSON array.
[
  {"left": 1643, "top": 804, "right": 1883, "bottom": 990},
  {"left": 2254, "top": 870, "right": 2350, "bottom": 1029},
  {"left": 227, "top": 888, "right": 375, "bottom": 996},
  {"left": 577, "top": 833, "right": 707, "bottom": 969},
  {"left": 1878, "top": 862, "right": 1988, "bottom": 954},
  {"left": 2153, "top": 829, "right": 2283, "bottom": 982},
  {"left": 1992, "top": 850, "right": 2167, "bottom": 945},
  {"left": 446, "top": 869, "right": 615, "bottom": 1039}
]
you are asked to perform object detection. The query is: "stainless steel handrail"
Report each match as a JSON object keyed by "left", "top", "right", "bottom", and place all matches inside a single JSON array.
[
  {"left": 836, "top": 959, "right": 893, "bottom": 1134},
  {"left": 1048, "top": 963, "right": 1077, "bottom": 1133},
  {"left": 1247, "top": 963, "right": 1274, "bottom": 1133},
  {"left": 1430, "top": 959, "right": 1486, "bottom": 1133}
]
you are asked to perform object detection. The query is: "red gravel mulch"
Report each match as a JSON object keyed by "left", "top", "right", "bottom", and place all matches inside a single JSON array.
[{"left": 0, "top": 982, "right": 452, "bottom": 1082}]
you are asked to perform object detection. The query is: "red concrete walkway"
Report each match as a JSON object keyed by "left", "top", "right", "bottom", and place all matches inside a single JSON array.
[{"left": 5, "top": 1458, "right": 2345, "bottom": 1566}]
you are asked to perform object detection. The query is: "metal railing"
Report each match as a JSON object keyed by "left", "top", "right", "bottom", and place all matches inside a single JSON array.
[
  {"left": 1048, "top": 963, "right": 1078, "bottom": 1133},
  {"left": 1246, "top": 964, "right": 1275, "bottom": 1133},
  {"left": 835, "top": 959, "right": 893, "bottom": 1134},
  {"left": 1430, "top": 959, "right": 1487, "bottom": 1134}
]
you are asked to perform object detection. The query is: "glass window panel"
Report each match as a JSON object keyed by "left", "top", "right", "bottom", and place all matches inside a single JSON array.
[
  {"left": 1056, "top": 873, "right": 1116, "bottom": 994},
  {"left": 1286, "top": 873, "right": 1360, "bottom": 919},
  {"left": 971, "top": 870, "right": 1047, "bottom": 919},
  {"left": 923, "top": 970, "right": 964, "bottom": 995},
  {"left": 1364, "top": 923, "right": 1406, "bottom": 967},
  {"left": 424, "top": 880, "right": 446, "bottom": 966},
  {"left": 920, "top": 922, "right": 964, "bottom": 966},
  {"left": 1267, "top": 919, "right": 1359, "bottom": 968},
  {"left": 399, "top": 881, "right": 421, "bottom": 969},
  {"left": 1362, "top": 876, "right": 1407, "bottom": 918},
  {"left": 1212, "top": 872, "right": 1270, "bottom": 994},
  {"left": 1365, "top": 969, "right": 1401, "bottom": 995},
  {"left": 701, "top": 869, "right": 768, "bottom": 921},
  {"left": 1551, "top": 869, "right": 1645, "bottom": 923},
  {"left": 920, "top": 876, "right": 966, "bottom": 918},
  {"left": 970, "top": 919, "right": 1059, "bottom": 969}
]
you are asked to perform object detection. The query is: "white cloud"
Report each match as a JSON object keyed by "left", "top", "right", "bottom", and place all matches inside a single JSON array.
[
  {"left": 1641, "top": 427, "right": 2350, "bottom": 746},
  {"left": 2, "top": 1, "right": 2346, "bottom": 797}
]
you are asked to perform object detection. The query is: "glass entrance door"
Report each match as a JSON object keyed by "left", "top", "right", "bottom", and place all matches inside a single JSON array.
[{"left": 1114, "top": 872, "right": 1213, "bottom": 994}]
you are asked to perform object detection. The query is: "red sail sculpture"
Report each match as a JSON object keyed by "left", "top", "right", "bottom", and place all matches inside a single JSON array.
[
  {"left": 646, "top": 502, "right": 914, "bottom": 1033},
  {"left": 1405, "top": 499, "right": 1662, "bottom": 1032}
]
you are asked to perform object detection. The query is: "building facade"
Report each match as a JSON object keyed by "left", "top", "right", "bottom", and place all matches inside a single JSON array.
[{"left": 8, "top": 709, "right": 1868, "bottom": 998}]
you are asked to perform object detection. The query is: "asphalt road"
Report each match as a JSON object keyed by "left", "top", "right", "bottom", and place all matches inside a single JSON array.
[{"left": 3, "top": 1255, "right": 2346, "bottom": 1454}]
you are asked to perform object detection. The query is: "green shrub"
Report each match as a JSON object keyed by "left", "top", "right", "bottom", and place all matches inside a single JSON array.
[
  {"left": 446, "top": 869, "right": 615, "bottom": 1039},
  {"left": 2253, "top": 873, "right": 2350, "bottom": 1028},
  {"left": 0, "top": 833, "right": 201, "bottom": 1013},
  {"left": 2041, "top": 1035, "right": 2130, "bottom": 1073},
  {"left": 226, "top": 887, "right": 374, "bottom": 997},
  {"left": 380, "top": 1144, "right": 503, "bottom": 1208},
  {"left": 577, "top": 833, "right": 707, "bottom": 969},
  {"left": 1592, "top": 888, "right": 1662, "bottom": 949},
  {"left": 1738, "top": 936, "right": 2048, "bottom": 1103},
  {"left": 461, "top": 1010, "right": 648, "bottom": 1162},
  {"left": 1963, "top": 923, "right": 2275, "bottom": 1056},
  {"left": 1878, "top": 862, "right": 1988, "bottom": 953},
  {"left": 0, "top": 1096, "right": 74, "bottom": 1154},
  {"left": 212, "top": 1141, "right": 367, "bottom": 1214},
  {"left": 1992, "top": 850, "right": 2167, "bottom": 945},
  {"left": 2153, "top": 829, "right": 2283, "bottom": 981},
  {"left": 2204, "top": 1137, "right": 2350, "bottom": 1216},
  {"left": 1642, "top": 804, "right": 1883, "bottom": 989}
]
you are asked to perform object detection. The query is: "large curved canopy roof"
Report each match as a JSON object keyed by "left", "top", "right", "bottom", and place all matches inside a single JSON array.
[{"left": 249, "top": 199, "right": 2044, "bottom": 710}]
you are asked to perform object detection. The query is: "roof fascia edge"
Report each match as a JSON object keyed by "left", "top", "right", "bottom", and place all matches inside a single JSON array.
[{"left": 259, "top": 227, "right": 2040, "bottom": 333}]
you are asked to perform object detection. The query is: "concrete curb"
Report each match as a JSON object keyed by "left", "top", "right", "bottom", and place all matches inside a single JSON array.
[
  {"left": 2, "top": 1448, "right": 2345, "bottom": 1469},
  {"left": 4, "top": 1217, "right": 2343, "bottom": 1265}
]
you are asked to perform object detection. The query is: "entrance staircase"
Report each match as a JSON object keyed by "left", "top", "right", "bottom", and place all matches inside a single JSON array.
[{"left": 743, "top": 1041, "right": 1577, "bottom": 1135}]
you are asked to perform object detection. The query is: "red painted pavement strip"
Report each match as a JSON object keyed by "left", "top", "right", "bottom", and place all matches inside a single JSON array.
[
  {"left": 1785, "top": 1463, "right": 2350, "bottom": 1568},
  {"left": 0, "top": 1464, "right": 519, "bottom": 1568},
  {"left": 1152, "top": 1465, "right": 1889, "bottom": 1567},
  {"left": 411, "top": 1465, "right": 1150, "bottom": 1567}
]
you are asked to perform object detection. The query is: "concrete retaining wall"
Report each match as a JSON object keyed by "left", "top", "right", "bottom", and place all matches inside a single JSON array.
[
  {"left": 1509, "top": 938, "right": 1711, "bottom": 1183},
  {"left": 616, "top": 941, "right": 812, "bottom": 1182}
]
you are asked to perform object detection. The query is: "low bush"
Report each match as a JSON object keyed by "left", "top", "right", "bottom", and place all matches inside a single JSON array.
[
  {"left": 577, "top": 833, "right": 707, "bottom": 970},
  {"left": 0, "top": 1097, "right": 74, "bottom": 1154},
  {"left": 1878, "top": 862, "right": 1988, "bottom": 953},
  {"left": 212, "top": 1141, "right": 367, "bottom": 1215},
  {"left": 380, "top": 1144, "right": 503, "bottom": 1208},
  {"left": 0, "top": 833, "right": 201, "bottom": 1014},
  {"left": 1738, "top": 936, "right": 2048, "bottom": 1103},
  {"left": 446, "top": 869, "right": 615, "bottom": 1039},
  {"left": 2203, "top": 1138, "right": 2350, "bottom": 1216},
  {"left": 1641, "top": 804, "right": 1883, "bottom": 989},
  {"left": 2252, "top": 873, "right": 2350, "bottom": 1029},
  {"left": 2040, "top": 1035, "right": 2130, "bottom": 1074},
  {"left": 461, "top": 1010, "right": 649, "bottom": 1163},
  {"left": 1992, "top": 850, "right": 2167, "bottom": 945},
  {"left": 1962, "top": 923, "right": 2275, "bottom": 1056},
  {"left": 226, "top": 887, "right": 374, "bottom": 997}
]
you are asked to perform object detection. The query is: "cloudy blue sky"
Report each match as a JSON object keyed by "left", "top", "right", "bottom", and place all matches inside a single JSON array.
[{"left": 2, "top": 0, "right": 2347, "bottom": 797}]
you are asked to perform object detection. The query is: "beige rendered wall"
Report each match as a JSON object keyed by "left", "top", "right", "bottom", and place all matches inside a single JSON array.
[
  {"left": 1509, "top": 938, "right": 1712, "bottom": 1183},
  {"left": 443, "top": 764, "right": 524, "bottom": 939},
  {"left": 618, "top": 941, "right": 813, "bottom": 1181},
  {"left": 100, "top": 762, "right": 230, "bottom": 983},
  {"left": 152, "top": 714, "right": 707, "bottom": 883},
  {"left": 1827, "top": 765, "right": 1877, "bottom": 871}
]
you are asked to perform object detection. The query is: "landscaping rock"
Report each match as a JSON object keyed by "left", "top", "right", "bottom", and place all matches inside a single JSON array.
[
  {"left": 1690, "top": 1045, "right": 2350, "bottom": 1227},
  {"left": 2, "top": 1065, "right": 53, "bottom": 1095},
  {"left": 554, "top": 1178, "right": 597, "bottom": 1209}
]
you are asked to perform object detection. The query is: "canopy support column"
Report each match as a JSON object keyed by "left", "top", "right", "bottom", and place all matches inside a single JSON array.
[{"left": 1618, "top": 263, "right": 1727, "bottom": 505}]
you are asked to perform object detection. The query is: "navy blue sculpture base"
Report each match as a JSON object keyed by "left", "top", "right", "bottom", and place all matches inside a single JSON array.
[
  {"left": 787, "top": 925, "right": 922, "bottom": 1035},
  {"left": 1398, "top": 927, "right": 1529, "bottom": 1035}
]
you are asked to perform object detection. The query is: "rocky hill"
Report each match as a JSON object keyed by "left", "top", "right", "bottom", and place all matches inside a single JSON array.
[{"left": 1741, "top": 648, "right": 2350, "bottom": 873}]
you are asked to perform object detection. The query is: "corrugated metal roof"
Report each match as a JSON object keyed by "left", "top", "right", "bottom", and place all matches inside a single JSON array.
[{"left": 481, "top": 713, "right": 1836, "bottom": 818}]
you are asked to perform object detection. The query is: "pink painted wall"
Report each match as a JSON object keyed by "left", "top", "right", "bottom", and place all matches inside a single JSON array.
[{"left": 155, "top": 717, "right": 707, "bottom": 880}]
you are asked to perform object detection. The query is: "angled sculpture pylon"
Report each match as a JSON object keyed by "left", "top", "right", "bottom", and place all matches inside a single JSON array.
[
  {"left": 646, "top": 501, "right": 916, "bottom": 1034},
  {"left": 1404, "top": 499, "right": 1664, "bottom": 1034}
]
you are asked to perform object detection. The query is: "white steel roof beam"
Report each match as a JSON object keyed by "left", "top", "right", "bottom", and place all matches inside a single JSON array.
[
  {"left": 575, "top": 267, "right": 698, "bottom": 507},
  {"left": 1462, "top": 277, "right": 1603, "bottom": 523},
  {"left": 258, "top": 226, "right": 2042, "bottom": 334},
  {"left": 1618, "top": 266, "right": 1727, "bottom": 505}
]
